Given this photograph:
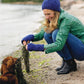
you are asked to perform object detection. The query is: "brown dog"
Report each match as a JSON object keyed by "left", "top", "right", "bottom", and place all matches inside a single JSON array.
[{"left": 0, "top": 56, "right": 18, "bottom": 84}]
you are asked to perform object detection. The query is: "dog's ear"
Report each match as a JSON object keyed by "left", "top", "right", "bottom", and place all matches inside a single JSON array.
[{"left": 2, "top": 56, "right": 17, "bottom": 70}]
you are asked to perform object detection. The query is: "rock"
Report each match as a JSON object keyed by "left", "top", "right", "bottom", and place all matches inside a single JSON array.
[
  {"left": 61, "top": 0, "right": 76, "bottom": 10},
  {"left": 61, "top": 0, "right": 84, "bottom": 10},
  {"left": 67, "top": 3, "right": 84, "bottom": 24}
]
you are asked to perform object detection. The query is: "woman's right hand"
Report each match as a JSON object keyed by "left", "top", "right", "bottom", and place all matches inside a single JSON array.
[
  {"left": 21, "top": 34, "right": 34, "bottom": 44},
  {"left": 23, "top": 41, "right": 27, "bottom": 46},
  {"left": 23, "top": 40, "right": 30, "bottom": 46}
]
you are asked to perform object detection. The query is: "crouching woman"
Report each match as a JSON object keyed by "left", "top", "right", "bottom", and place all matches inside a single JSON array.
[{"left": 21, "top": 0, "right": 84, "bottom": 75}]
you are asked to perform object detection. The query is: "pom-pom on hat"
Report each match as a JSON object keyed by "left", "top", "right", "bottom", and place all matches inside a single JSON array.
[{"left": 42, "top": 0, "right": 61, "bottom": 12}]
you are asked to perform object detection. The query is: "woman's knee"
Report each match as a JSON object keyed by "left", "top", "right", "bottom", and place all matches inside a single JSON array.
[
  {"left": 44, "top": 32, "right": 53, "bottom": 44},
  {"left": 44, "top": 32, "right": 50, "bottom": 40},
  {"left": 52, "top": 29, "right": 59, "bottom": 42}
]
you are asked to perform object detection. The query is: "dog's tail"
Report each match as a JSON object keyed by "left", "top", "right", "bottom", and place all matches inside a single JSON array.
[{"left": 0, "top": 76, "right": 8, "bottom": 84}]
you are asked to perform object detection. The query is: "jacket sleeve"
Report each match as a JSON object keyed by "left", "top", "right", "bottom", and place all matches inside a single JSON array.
[
  {"left": 44, "top": 19, "right": 71, "bottom": 54},
  {"left": 33, "top": 27, "right": 45, "bottom": 41}
]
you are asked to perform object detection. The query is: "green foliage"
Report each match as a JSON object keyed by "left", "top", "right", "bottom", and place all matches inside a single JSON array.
[
  {"left": 32, "top": 0, "right": 43, "bottom": 2},
  {"left": 2, "top": 0, "right": 63, "bottom": 3},
  {"left": 2, "top": 0, "right": 64, "bottom": 3},
  {"left": 2, "top": 0, "right": 16, "bottom": 3},
  {"left": 2, "top": 0, "right": 43, "bottom": 3}
]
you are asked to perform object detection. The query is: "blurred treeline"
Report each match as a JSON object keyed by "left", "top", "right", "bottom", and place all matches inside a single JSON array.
[
  {"left": 2, "top": 0, "right": 43, "bottom": 3},
  {"left": 2, "top": 0, "right": 63, "bottom": 3}
]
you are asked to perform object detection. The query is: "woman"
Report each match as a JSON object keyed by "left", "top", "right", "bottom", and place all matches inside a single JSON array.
[{"left": 21, "top": 0, "right": 84, "bottom": 75}]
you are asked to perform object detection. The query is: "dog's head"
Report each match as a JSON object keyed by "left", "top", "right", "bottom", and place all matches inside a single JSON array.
[
  {"left": 2, "top": 56, "right": 17, "bottom": 74},
  {"left": 0, "top": 56, "right": 18, "bottom": 84},
  {"left": 2, "top": 56, "right": 17, "bottom": 69}
]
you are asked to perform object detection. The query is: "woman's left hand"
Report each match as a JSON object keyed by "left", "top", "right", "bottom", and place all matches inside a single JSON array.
[{"left": 26, "top": 43, "right": 44, "bottom": 51}]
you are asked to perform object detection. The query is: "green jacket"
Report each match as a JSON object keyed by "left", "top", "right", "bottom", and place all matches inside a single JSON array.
[{"left": 33, "top": 9, "right": 84, "bottom": 54}]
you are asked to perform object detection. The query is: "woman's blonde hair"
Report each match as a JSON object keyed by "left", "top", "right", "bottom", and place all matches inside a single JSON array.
[{"left": 44, "top": 11, "right": 60, "bottom": 33}]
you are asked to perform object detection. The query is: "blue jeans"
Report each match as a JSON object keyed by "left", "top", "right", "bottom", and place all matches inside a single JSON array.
[{"left": 44, "top": 29, "right": 84, "bottom": 61}]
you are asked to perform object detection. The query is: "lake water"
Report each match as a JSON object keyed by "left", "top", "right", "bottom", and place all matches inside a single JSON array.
[{"left": 0, "top": 3, "right": 43, "bottom": 58}]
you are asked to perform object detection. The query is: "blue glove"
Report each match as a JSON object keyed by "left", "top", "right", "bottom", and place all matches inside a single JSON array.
[
  {"left": 27, "top": 43, "right": 44, "bottom": 51},
  {"left": 21, "top": 34, "right": 34, "bottom": 44}
]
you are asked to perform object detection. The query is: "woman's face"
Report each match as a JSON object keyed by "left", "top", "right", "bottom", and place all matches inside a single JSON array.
[{"left": 43, "top": 9, "right": 55, "bottom": 21}]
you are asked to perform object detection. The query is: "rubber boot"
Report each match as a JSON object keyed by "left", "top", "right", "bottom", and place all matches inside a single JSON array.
[
  {"left": 57, "top": 59, "right": 77, "bottom": 75},
  {"left": 56, "top": 60, "right": 65, "bottom": 71}
]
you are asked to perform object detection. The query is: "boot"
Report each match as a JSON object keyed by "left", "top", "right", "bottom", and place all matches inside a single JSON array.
[
  {"left": 56, "top": 59, "right": 65, "bottom": 71},
  {"left": 57, "top": 59, "right": 77, "bottom": 75}
]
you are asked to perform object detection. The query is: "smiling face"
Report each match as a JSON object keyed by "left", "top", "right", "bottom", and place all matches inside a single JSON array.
[{"left": 43, "top": 9, "right": 55, "bottom": 21}]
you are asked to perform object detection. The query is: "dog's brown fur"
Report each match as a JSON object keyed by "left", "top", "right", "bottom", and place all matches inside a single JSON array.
[{"left": 0, "top": 56, "right": 18, "bottom": 84}]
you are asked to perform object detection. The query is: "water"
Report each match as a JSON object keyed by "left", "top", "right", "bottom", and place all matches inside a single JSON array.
[{"left": 0, "top": 4, "right": 44, "bottom": 58}]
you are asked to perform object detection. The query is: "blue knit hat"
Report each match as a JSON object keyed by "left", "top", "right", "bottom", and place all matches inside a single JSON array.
[{"left": 42, "top": 0, "right": 61, "bottom": 12}]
